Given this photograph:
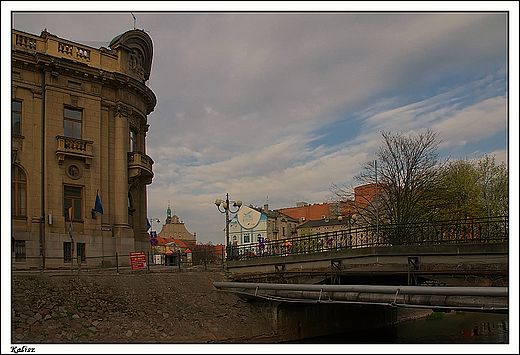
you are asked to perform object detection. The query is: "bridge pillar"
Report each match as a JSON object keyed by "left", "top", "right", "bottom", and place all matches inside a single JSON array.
[{"left": 253, "top": 301, "right": 404, "bottom": 342}]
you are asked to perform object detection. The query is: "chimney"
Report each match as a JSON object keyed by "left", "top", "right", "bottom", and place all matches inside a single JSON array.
[{"left": 264, "top": 204, "right": 269, "bottom": 213}]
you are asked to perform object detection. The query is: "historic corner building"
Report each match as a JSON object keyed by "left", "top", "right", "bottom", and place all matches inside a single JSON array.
[
  {"left": 228, "top": 205, "right": 299, "bottom": 247},
  {"left": 11, "top": 28, "right": 157, "bottom": 268}
]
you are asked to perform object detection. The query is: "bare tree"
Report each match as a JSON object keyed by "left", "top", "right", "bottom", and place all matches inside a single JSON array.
[{"left": 354, "top": 129, "right": 446, "bottom": 243}]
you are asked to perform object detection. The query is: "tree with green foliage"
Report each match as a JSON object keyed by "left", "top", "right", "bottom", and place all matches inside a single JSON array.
[
  {"left": 330, "top": 129, "right": 507, "bottom": 245},
  {"left": 437, "top": 159, "right": 481, "bottom": 219},
  {"left": 476, "top": 155, "right": 508, "bottom": 218},
  {"left": 439, "top": 155, "right": 508, "bottom": 219}
]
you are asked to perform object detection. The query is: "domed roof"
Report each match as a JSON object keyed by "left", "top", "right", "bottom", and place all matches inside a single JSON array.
[{"left": 109, "top": 29, "right": 153, "bottom": 81}]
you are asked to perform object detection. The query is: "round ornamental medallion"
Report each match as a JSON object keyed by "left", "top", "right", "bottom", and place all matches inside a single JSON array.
[
  {"left": 66, "top": 164, "right": 82, "bottom": 179},
  {"left": 237, "top": 207, "right": 261, "bottom": 229}
]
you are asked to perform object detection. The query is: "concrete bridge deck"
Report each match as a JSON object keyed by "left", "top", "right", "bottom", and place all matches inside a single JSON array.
[{"left": 225, "top": 242, "right": 508, "bottom": 281}]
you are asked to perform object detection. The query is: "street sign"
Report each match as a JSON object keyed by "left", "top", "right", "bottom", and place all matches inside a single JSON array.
[
  {"left": 186, "top": 249, "right": 192, "bottom": 266},
  {"left": 129, "top": 251, "right": 147, "bottom": 270}
]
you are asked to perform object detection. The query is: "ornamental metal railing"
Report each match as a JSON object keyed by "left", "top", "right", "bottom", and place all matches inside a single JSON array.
[{"left": 227, "top": 215, "right": 508, "bottom": 261}]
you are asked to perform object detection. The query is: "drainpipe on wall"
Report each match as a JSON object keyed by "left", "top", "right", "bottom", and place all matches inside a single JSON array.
[{"left": 39, "top": 68, "right": 46, "bottom": 269}]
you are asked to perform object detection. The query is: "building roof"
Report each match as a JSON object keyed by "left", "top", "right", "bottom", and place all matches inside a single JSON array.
[
  {"left": 297, "top": 218, "right": 350, "bottom": 229},
  {"left": 158, "top": 237, "right": 188, "bottom": 248},
  {"left": 249, "top": 205, "right": 299, "bottom": 222}
]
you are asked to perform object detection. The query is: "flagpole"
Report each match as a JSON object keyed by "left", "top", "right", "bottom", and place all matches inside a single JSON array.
[{"left": 69, "top": 206, "right": 74, "bottom": 274}]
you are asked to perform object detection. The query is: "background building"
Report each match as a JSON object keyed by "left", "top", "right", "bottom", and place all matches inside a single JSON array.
[
  {"left": 276, "top": 183, "right": 381, "bottom": 225},
  {"left": 261, "top": 204, "right": 299, "bottom": 241},
  {"left": 11, "top": 28, "right": 157, "bottom": 268},
  {"left": 227, "top": 204, "right": 298, "bottom": 246},
  {"left": 157, "top": 204, "right": 197, "bottom": 249},
  {"left": 297, "top": 217, "right": 355, "bottom": 238}
]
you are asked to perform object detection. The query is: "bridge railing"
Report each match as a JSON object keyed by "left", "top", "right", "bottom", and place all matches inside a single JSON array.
[{"left": 228, "top": 215, "right": 508, "bottom": 261}]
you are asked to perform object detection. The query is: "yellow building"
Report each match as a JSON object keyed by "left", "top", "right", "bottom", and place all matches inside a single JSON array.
[{"left": 11, "top": 28, "right": 157, "bottom": 268}]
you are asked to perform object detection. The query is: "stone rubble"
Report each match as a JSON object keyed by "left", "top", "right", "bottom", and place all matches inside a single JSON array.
[{"left": 11, "top": 270, "right": 279, "bottom": 344}]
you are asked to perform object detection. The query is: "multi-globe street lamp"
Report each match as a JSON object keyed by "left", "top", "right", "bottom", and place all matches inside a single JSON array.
[
  {"left": 148, "top": 217, "right": 161, "bottom": 233},
  {"left": 215, "top": 193, "right": 242, "bottom": 260}
]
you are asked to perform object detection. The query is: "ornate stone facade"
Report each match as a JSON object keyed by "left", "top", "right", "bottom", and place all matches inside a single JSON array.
[{"left": 11, "top": 28, "right": 157, "bottom": 268}]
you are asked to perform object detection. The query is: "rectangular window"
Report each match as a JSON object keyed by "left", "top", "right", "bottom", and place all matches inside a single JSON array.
[
  {"left": 64, "top": 185, "right": 82, "bottom": 221},
  {"left": 64, "top": 107, "right": 82, "bottom": 139},
  {"left": 12, "top": 100, "right": 22, "bottom": 135},
  {"left": 77, "top": 243, "right": 86, "bottom": 262},
  {"left": 63, "top": 242, "right": 72, "bottom": 262},
  {"left": 15, "top": 240, "right": 26, "bottom": 261},
  {"left": 244, "top": 234, "right": 250, "bottom": 243}
]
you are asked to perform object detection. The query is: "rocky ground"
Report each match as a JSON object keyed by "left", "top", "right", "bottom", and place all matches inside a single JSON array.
[{"left": 11, "top": 269, "right": 279, "bottom": 344}]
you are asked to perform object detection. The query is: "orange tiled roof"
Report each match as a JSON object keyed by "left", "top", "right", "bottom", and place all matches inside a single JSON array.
[
  {"left": 172, "top": 239, "right": 188, "bottom": 248},
  {"left": 158, "top": 237, "right": 189, "bottom": 248}
]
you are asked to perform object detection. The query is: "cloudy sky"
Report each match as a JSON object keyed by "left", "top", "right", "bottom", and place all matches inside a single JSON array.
[{"left": 5, "top": 4, "right": 517, "bottom": 245}]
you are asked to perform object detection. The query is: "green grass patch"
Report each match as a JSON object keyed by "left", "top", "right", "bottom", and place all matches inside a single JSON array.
[{"left": 426, "top": 312, "right": 445, "bottom": 320}]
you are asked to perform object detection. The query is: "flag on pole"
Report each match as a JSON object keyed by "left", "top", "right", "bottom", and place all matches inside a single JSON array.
[
  {"left": 68, "top": 206, "right": 73, "bottom": 239},
  {"left": 147, "top": 218, "right": 151, "bottom": 232},
  {"left": 94, "top": 190, "right": 104, "bottom": 215}
]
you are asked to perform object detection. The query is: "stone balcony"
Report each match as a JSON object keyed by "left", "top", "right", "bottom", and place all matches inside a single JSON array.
[
  {"left": 128, "top": 151, "right": 154, "bottom": 185},
  {"left": 55, "top": 135, "right": 94, "bottom": 168}
]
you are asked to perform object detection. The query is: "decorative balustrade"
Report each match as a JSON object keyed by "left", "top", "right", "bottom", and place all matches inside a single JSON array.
[
  {"left": 12, "top": 29, "right": 110, "bottom": 71},
  {"left": 58, "top": 41, "right": 91, "bottom": 61},
  {"left": 13, "top": 31, "right": 92, "bottom": 62},
  {"left": 15, "top": 34, "right": 37, "bottom": 50},
  {"left": 55, "top": 135, "right": 93, "bottom": 167},
  {"left": 57, "top": 42, "right": 73, "bottom": 55}
]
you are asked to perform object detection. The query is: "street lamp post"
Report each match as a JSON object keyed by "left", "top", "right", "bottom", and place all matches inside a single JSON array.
[
  {"left": 148, "top": 217, "right": 160, "bottom": 264},
  {"left": 215, "top": 193, "right": 242, "bottom": 260},
  {"left": 149, "top": 218, "right": 160, "bottom": 233}
]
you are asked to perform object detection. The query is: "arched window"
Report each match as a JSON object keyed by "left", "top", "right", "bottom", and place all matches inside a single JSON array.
[{"left": 12, "top": 165, "right": 27, "bottom": 217}]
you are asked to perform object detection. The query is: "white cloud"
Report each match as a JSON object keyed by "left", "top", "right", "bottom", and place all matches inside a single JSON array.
[
  {"left": 433, "top": 96, "right": 506, "bottom": 148},
  {"left": 8, "top": 11, "right": 510, "bottom": 243}
]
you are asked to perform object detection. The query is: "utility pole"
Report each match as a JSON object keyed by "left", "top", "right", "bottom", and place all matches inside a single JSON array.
[{"left": 375, "top": 160, "right": 379, "bottom": 237}]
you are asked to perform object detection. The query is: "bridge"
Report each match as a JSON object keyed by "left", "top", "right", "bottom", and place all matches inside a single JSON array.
[{"left": 214, "top": 216, "right": 509, "bottom": 341}]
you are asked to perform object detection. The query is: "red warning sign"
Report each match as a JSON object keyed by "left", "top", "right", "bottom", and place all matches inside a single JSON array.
[{"left": 129, "top": 251, "right": 147, "bottom": 270}]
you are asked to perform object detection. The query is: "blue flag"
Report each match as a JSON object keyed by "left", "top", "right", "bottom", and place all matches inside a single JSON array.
[
  {"left": 94, "top": 190, "right": 103, "bottom": 215},
  {"left": 147, "top": 218, "right": 151, "bottom": 231}
]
